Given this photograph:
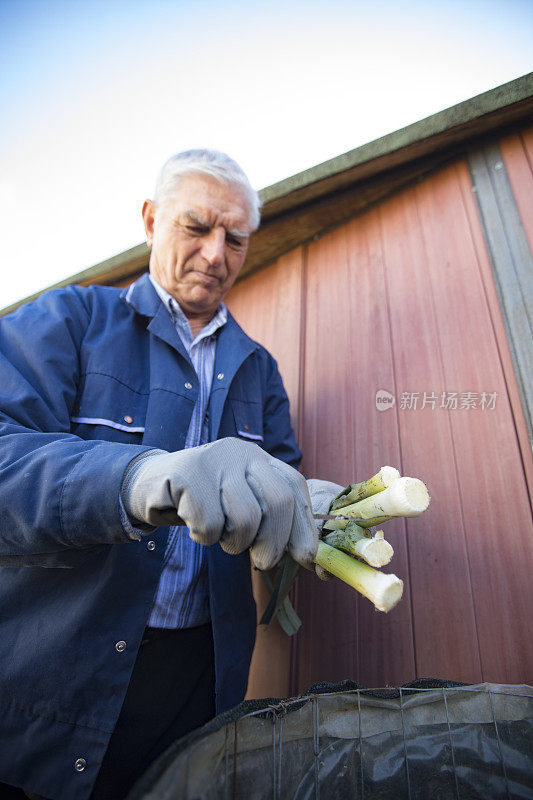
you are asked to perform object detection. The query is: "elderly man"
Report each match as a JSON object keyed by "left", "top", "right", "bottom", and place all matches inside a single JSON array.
[{"left": 0, "top": 150, "right": 340, "bottom": 800}]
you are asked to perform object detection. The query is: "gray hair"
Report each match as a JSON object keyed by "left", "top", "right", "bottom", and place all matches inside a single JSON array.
[{"left": 153, "top": 149, "right": 262, "bottom": 231}]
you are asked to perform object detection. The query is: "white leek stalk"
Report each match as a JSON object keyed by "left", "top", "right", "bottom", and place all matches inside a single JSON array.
[
  {"left": 314, "top": 541, "right": 403, "bottom": 612},
  {"left": 323, "top": 525, "right": 394, "bottom": 568},
  {"left": 324, "top": 476, "right": 430, "bottom": 530}
]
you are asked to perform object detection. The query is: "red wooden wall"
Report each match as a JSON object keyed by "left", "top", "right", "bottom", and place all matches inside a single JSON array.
[{"left": 227, "top": 148, "right": 533, "bottom": 696}]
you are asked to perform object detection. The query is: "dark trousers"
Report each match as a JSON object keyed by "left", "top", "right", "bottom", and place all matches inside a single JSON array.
[
  {"left": 0, "top": 624, "right": 215, "bottom": 800},
  {"left": 91, "top": 623, "right": 216, "bottom": 799}
]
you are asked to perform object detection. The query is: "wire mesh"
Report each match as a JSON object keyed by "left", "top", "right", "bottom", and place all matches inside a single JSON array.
[{"left": 130, "top": 682, "right": 533, "bottom": 800}]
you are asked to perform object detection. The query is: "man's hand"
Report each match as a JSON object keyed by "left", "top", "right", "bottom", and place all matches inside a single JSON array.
[
  {"left": 306, "top": 478, "right": 345, "bottom": 581},
  {"left": 121, "top": 438, "right": 318, "bottom": 571}
]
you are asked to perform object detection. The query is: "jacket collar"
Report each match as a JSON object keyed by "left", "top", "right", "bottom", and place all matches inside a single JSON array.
[
  {"left": 121, "top": 272, "right": 161, "bottom": 318},
  {"left": 121, "top": 273, "right": 191, "bottom": 364},
  {"left": 121, "top": 272, "right": 259, "bottom": 370}
]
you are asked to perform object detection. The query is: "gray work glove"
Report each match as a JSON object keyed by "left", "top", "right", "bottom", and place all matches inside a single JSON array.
[
  {"left": 121, "top": 437, "right": 318, "bottom": 571},
  {"left": 306, "top": 478, "right": 345, "bottom": 581}
]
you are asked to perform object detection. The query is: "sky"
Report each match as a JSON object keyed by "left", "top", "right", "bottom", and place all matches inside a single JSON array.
[{"left": 0, "top": 0, "right": 532, "bottom": 309}]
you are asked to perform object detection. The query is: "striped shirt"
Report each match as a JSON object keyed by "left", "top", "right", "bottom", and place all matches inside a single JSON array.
[{"left": 147, "top": 275, "right": 227, "bottom": 629}]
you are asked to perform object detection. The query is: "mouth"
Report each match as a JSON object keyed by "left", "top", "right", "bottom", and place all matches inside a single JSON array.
[{"left": 190, "top": 270, "right": 220, "bottom": 286}]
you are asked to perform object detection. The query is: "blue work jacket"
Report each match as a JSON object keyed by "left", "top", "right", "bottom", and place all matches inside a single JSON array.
[{"left": 0, "top": 273, "right": 301, "bottom": 800}]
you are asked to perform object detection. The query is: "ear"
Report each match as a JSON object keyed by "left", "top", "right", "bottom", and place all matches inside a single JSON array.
[{"left": 142, "top": 199, "right": 156, "bottom": 245}]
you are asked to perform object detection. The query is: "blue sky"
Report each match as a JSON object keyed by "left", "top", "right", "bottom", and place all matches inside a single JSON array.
[{"left": 1, "top": 0, "right": 532, "bottom": 308}]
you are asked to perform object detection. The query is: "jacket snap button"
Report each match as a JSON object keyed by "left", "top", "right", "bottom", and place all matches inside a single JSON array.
[
  {"left": 217, "top": 373, "right": 224, "bottom": 380},
  {"left": 123, "top": 415, "right": 133, "bottom": 424},
  {"left": 115, "top": 641, "right": 126, "bottom": 652},
  {"left": 147, "top": 541, "right": 156, "bottom": 551},
  {"left": 75, "top": 758, "right": 86, "bottom": 772},
  {"left": 184, "top": 382, "right": 192, "bottom": 390}
]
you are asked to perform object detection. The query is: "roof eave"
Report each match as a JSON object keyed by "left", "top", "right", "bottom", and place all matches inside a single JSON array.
[{"left": 3, "top": 71, "right": 532, "bottom": 316}]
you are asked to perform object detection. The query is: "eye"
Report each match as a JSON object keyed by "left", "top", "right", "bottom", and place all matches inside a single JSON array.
[
  {"left": 226, "top": 234, "right": 244, "bottom": 249},
  {"left": 185, "top": 224, "right": 209, "bottom": 235}
]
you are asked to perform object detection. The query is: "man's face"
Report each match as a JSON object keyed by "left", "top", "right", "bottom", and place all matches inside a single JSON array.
[{"left": 143, "top": 174, "right": 251, "bottom": 320}]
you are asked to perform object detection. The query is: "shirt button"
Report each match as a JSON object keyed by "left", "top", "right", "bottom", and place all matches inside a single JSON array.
[
  {"left": 217, "top": 373, "right": 224, "bottom": 380},
  {"left": 115, "top": 641, "right": 126, "bottom": 652},
  {"left": 147, "top": 541, "right": 156, "bottom": 551},
  {"left": 184, "top": 382, "right": 192, "bottom": 390},
  {"left": 123, "top": 415, "right": 133, "bottom": 424},
  {"left": 75, "top": 758, "right": 87, "bottom": 772}
]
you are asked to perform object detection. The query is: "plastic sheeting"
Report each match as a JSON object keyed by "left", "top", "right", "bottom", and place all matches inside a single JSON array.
[{"left": 129, "top": 680, "right": 533, "bottom": 800}]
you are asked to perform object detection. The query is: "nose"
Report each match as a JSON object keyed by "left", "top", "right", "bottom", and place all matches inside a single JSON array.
[{"left": 201, "top": 228, "right": 226, "bottom": 268}]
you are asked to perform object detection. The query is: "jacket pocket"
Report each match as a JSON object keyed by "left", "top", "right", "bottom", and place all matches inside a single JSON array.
[
  {"left": 232, "top": 400, "right": 264, "bottom": 443},
  {"left": 71, "top": 373, "right": 148, "bottom": 444}
]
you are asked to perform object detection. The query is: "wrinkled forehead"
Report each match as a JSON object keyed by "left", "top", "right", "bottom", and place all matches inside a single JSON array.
[{"left": 159, "top": 173, "right": 252, "bottom": 233}]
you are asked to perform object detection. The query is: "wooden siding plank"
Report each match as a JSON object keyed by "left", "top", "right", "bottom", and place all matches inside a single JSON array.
[
  {"left": 225, "top": 249, "right": 304, "bottom": 700},
  {"left": 499, "top": 128, "right": 533, "bottom": 269},
  {"left": 292, "top": 230, "right": 361, "bottom": 692},
  {"left": 347, "top": 211, "right": 417, "bottom": 689},
  {"left": 377, "top": 180, "right": 483, "bottom": 684},
  {"left": 295, "top": 213, "right": 416, "bottom": 691},
  {"left": 467, "top": 145, "right": 533, "bottom": 446}
]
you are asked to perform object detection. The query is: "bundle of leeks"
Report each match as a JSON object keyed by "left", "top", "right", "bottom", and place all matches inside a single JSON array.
[{"left": 314, "top": 467, "right": 430, "bottom": 613}]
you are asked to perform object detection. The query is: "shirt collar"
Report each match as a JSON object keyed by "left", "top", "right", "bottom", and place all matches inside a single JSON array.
[{"left": 148, "top": 274, "right": 227, "bottom": 346}]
